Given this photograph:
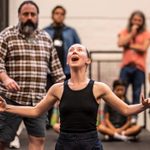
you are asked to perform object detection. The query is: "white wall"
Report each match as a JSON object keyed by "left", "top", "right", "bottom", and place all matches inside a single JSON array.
[
  {"left": 9, "top": 0, "right": 150, "bottom": 50},
  {"left": 9, "top": 0, "right": 150, "bottom": 130}
]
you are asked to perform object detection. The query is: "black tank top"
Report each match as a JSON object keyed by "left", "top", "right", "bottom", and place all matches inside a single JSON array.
[{"left": 59, "top": 80, "right": 99, "bottom": 133}]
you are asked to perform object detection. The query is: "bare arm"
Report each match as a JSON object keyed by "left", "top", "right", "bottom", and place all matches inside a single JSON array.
[
  {"left": 118, "top": 27, "right": 150, "bottom": 54},
  {"left": 95, "top": 82, "right": 150, "bottom": 116},
  {"left": 129, "top": 39, "right": 150, "bottom": 54},
  {"left": 104, "top": 113, "right": 116, "bottom": 130},
  {"left": 118, "top": 25, "right": 138, "bottom": 47},
  {"left": 104, "top": 86, "right": 149, "bottom": 116},
  {"left": 118, "top": 33, "right": 135, "bottom": 47},
  {"left": 0, "top": 83, "right": 62, "bottom": 117}
]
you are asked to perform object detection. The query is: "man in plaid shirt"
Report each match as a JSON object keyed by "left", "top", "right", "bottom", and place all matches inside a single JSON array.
[{"left": 0, "top": 1, "right": 65, "bottom": 150}]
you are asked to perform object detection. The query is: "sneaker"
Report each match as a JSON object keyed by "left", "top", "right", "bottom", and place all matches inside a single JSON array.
[{"left": 9, "top": 135, "right": 20, "bottom": 149}]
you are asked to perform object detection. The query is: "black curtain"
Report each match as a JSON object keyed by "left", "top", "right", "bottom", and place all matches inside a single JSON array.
[{"left": 0, "top": 0, "right": 9, "bottom": 31}]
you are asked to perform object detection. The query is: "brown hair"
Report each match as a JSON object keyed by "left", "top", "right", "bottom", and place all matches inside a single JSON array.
[
  {"left": 52, "top": 5, "right": 66, "bottom": 16},
  {"left": 127, "top": 10, "right": 146, "bottom": 33},
  {"left": 18, "top": 0, "right": 39, "bottom": 14}
]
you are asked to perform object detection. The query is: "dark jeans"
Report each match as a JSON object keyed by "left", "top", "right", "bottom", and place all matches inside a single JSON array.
[
  {"left": 55, "top": 130, "right": 103, "bottom": 150},
  {"left": 120, "top": 66, "right": 145, "bottom": 104}
]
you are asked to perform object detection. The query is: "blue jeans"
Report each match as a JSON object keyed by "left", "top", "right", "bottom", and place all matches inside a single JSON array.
[
  {"left": 55, "top": 130, "right": 103, "bottom": 150},
  {"left": 120, "top": 66, "right": 145, "bottom": 104}
]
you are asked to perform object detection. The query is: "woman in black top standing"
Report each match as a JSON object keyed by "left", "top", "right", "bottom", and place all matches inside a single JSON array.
[{"left": 0, "top": 44, "right": 150, "bottom": 150}]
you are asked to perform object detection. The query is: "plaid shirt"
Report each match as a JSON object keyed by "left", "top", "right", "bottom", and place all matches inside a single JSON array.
[{"left": 0, "top": 25, "right": 65, "bottom": 106}]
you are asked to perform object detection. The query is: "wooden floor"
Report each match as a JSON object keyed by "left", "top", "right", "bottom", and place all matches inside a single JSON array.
[{"left": 6, "top": 128, "right": 150, "bottom": 150}]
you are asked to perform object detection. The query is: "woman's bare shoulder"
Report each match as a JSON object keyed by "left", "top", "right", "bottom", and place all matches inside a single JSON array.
[
  {"left": 93, "top": 81, "right": 112, "bottom": 96},
  {"left": 51, "top": 82, "right": 64, "bottom": 88},
  {"left": 94, "top": 81, "right": 110, "bottom": 90},
  {"left": 48, "top": 82, "right": 64, "bottom": 100}
]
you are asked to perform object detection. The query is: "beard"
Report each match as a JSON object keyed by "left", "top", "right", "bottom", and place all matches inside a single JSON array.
[{"left": 20, "top": 20, "right": 38, "bottom": 37}]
